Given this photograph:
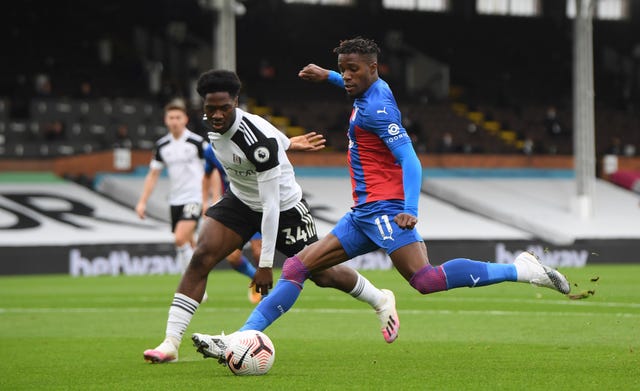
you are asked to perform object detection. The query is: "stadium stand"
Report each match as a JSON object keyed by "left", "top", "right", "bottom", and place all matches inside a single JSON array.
[{"left": 1, "top": 0, "right": 638, "bottom": 162}]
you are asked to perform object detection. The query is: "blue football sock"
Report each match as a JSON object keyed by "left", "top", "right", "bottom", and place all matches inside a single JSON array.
[
  {"left": 441, "top": 258, "right": 517, "bottom": 289},
  {"left": 231, "top": 255, "right": 257, "bottom": 279},
  {"left": 239, "top": 279, "right": 303, "bottom": 331}
]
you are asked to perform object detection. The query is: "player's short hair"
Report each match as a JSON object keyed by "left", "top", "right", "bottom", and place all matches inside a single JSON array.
[
  {"left": 333, "top": 37, "right": 380, "bottom": 60},
  {"left": 196, "top": 70, "right": 242, "bottom": 99},
  {"left": 164, "top": 98, "right": 187, "bottom": 114}
]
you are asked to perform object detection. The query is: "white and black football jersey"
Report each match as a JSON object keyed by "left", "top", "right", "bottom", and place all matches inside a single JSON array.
[
  {"left": 150, "top": 129, "right": 205, "bottom": 205},
  {"left": 207, "top": 108, "right": 302, "bottom": 212}
]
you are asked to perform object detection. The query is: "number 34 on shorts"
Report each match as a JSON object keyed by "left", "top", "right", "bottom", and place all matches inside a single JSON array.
[{"left": 282, "top": 226, "right": 311, "bottom": 245}]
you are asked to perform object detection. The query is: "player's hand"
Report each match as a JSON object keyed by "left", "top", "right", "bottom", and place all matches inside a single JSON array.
[
  {"left": 394, "top": 213, "right": 418, "bottom": 230},
  {"left": 298, "top": 64, "right": 330, "bottom": 82},
  {"left": 288, "top": 132, "right": 326, "bottom": 152},
  {"left": 135, "top": 202, "right": 146, "bottom": 219},
  {"left": 252, "top": 267, "right": 274, "bottom": 296}
]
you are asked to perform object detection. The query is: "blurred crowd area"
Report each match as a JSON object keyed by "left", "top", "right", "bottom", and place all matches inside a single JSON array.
[{"left": 1, "top": 0, "right": 639, "bottom": 159}]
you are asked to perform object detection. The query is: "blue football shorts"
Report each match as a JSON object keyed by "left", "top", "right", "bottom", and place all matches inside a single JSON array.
[{"left": 331, "top": 200, "right": 423, "bottom": 258}]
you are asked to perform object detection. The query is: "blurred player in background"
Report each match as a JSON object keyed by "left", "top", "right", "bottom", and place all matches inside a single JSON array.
[
  {"left": 135, "top": 99, "right": 205, "bottom": 281},
  {"left": 193, "top": 38, "right": 571, "bottom": 362},
  {"left": 144, "top": 69, "right": 398, "bottom": 364},
  {"left": 202, "top": 144, "right": 262, "bottom": 304}
]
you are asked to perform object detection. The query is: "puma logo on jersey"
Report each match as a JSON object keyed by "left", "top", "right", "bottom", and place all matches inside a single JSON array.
[{"left": 377, "top": 107, "right": 388, "bottom": 114}]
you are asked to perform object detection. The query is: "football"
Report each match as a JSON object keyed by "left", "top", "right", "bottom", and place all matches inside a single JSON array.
[{"left": 224, "top": 330, "right": 275, "bottom": 376}]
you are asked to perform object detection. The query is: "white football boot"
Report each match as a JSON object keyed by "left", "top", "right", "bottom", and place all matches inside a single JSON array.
[
  {"left": 513, "top": 251, "right": 570, "bottom": 294},
  {"left": 143, "top": 337, "right": 179, "bottom": 363},
  {"left": 375, "top": 289, "right": 400, "bottom": 343},
  {"left": 192, "top": 332, "right": 233, "bottom": 364}
]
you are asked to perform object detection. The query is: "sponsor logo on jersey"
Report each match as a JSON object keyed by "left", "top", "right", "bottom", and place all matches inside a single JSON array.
[
  {"left": 387, "top": 123, "right": 400, "bottom": 136},
  {"left": 224, "top": 166, "right": 256, "bottom": 177}
]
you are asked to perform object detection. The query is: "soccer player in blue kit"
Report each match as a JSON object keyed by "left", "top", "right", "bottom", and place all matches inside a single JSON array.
[{"left": 194, "top": 38, "right": 570, "bottom": 361}]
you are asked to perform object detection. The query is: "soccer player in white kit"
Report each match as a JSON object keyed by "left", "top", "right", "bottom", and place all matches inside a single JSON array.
[
  {"left": 136, "top": 100, "right": 205, "bottom": 275},
  {"left": 143, "top": 70, "right": 399, "bottom": 363}
]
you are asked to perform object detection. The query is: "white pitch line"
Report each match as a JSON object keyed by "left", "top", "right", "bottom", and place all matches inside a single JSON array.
[
  {"left": 308, "top": 295, "right": 640, "bottom": 309},
  {"left": 0, "top": 307, "right": 638, "bottom": 318}
]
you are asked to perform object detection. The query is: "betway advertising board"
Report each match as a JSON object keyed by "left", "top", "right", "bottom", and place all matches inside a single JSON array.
[
  {"left": 0, "top": 181, "right": 177, "bottom": 275},
  {"left": 1, "top": 177, "right": 636, "bottom": 276}
]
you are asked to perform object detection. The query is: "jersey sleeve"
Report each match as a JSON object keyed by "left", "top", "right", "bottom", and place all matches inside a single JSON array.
[
  {"left": 275, "top": 129, "right": 291, "bottom": 151},
  {"left": 256, "top": 176, "right": 280, "bottom": 267},
  {"left": 390, "top": 142, "right": 421, "bottom": 216},
  {"left": 246, "top": 137, "right": 280, "bottom": 173},
  {"left": 327, "top": 70, "right": 345, "bottom": 88},
  {"left": 150, "top": 146, "right": 164, "bottom": 170}
]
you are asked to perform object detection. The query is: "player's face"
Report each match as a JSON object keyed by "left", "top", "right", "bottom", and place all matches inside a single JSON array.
[
  {"left": 164, "top": 109, "right": 188, "bottom": 137},
  {"left": 203, "top": 92, "right": 238, "bottom": 134},
  {"left": 337, "top": 53, "right": 378, "bottom": 98}
]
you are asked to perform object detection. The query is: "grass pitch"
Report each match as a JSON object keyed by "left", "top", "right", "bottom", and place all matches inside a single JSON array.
[{"left": 1, "top": 265, "right": 638, "bottom": 390}]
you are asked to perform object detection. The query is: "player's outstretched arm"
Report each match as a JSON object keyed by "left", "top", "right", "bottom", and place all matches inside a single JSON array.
[
  {"left": 298, "top": 64, "right": 329, "bottom": 82},
  {"left": 299, "top": 64, "right": 345, "bottom": 88},
  {"left": 288, "top": 132, "right": 326, "bottom": 152}
]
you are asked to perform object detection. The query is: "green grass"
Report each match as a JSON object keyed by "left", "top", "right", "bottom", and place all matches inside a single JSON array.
[{"left": 1, "top": 265, "right": 639, "bottom": 390}]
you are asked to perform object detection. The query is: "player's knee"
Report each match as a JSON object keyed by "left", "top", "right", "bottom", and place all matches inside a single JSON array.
[
  {"left": 189, "top": 246, "right": 218, "bottom": 274},
  {"left": 409, "top": 265, "right": 448, "bottom": 294},
  {"left": 281, "top": 256, "right": 309, "bottom": 285}
]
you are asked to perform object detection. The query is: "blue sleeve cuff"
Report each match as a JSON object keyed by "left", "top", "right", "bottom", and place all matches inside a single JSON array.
[
  {"left": 327, "top": 71, "right": 344, "bottom": 88},
  {"left": 393, "top": 142, "right": 421, "bottom": 216}
]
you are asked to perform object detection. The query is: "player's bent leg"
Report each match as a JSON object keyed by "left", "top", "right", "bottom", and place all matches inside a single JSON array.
[
  {"left": 311, "top": 264, "right": 399, "bottom": 343},
  {"left": 308, "top": 263, "right": 354, "bottom": 290},
  {"left": 226, "top": 248, "right": 242, "bottom": 267},
  {"left": 144, "top": 219, "right": 243, "bottom": 363},
  {"left": 393, "top": 242, "right": 569, "bottom": 295},
  {"left": 305, "top": 234, "right": 400, "bottom": 343},
  {"left": 226, "top": 248, "right": 260, "bottom": 303},
  {"left": 406, "top": 257, "right": 518, "bottom": 294},
  {"left": 191, "top": 255, "right": 308, "bottom": 362},
  {"left": 239, "top": 255, "right": 310, "bottom": 332}
]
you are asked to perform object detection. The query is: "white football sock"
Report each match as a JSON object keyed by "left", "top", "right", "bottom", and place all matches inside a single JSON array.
[
  {"left": 349, "top": 273, "right": 385, "bottom": 309},
  {"left": 165, "top": 293, "right": 199, "bottom": 345},
  {"left": 176, "top": 243, "right": 194, "bottom": 272}
]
